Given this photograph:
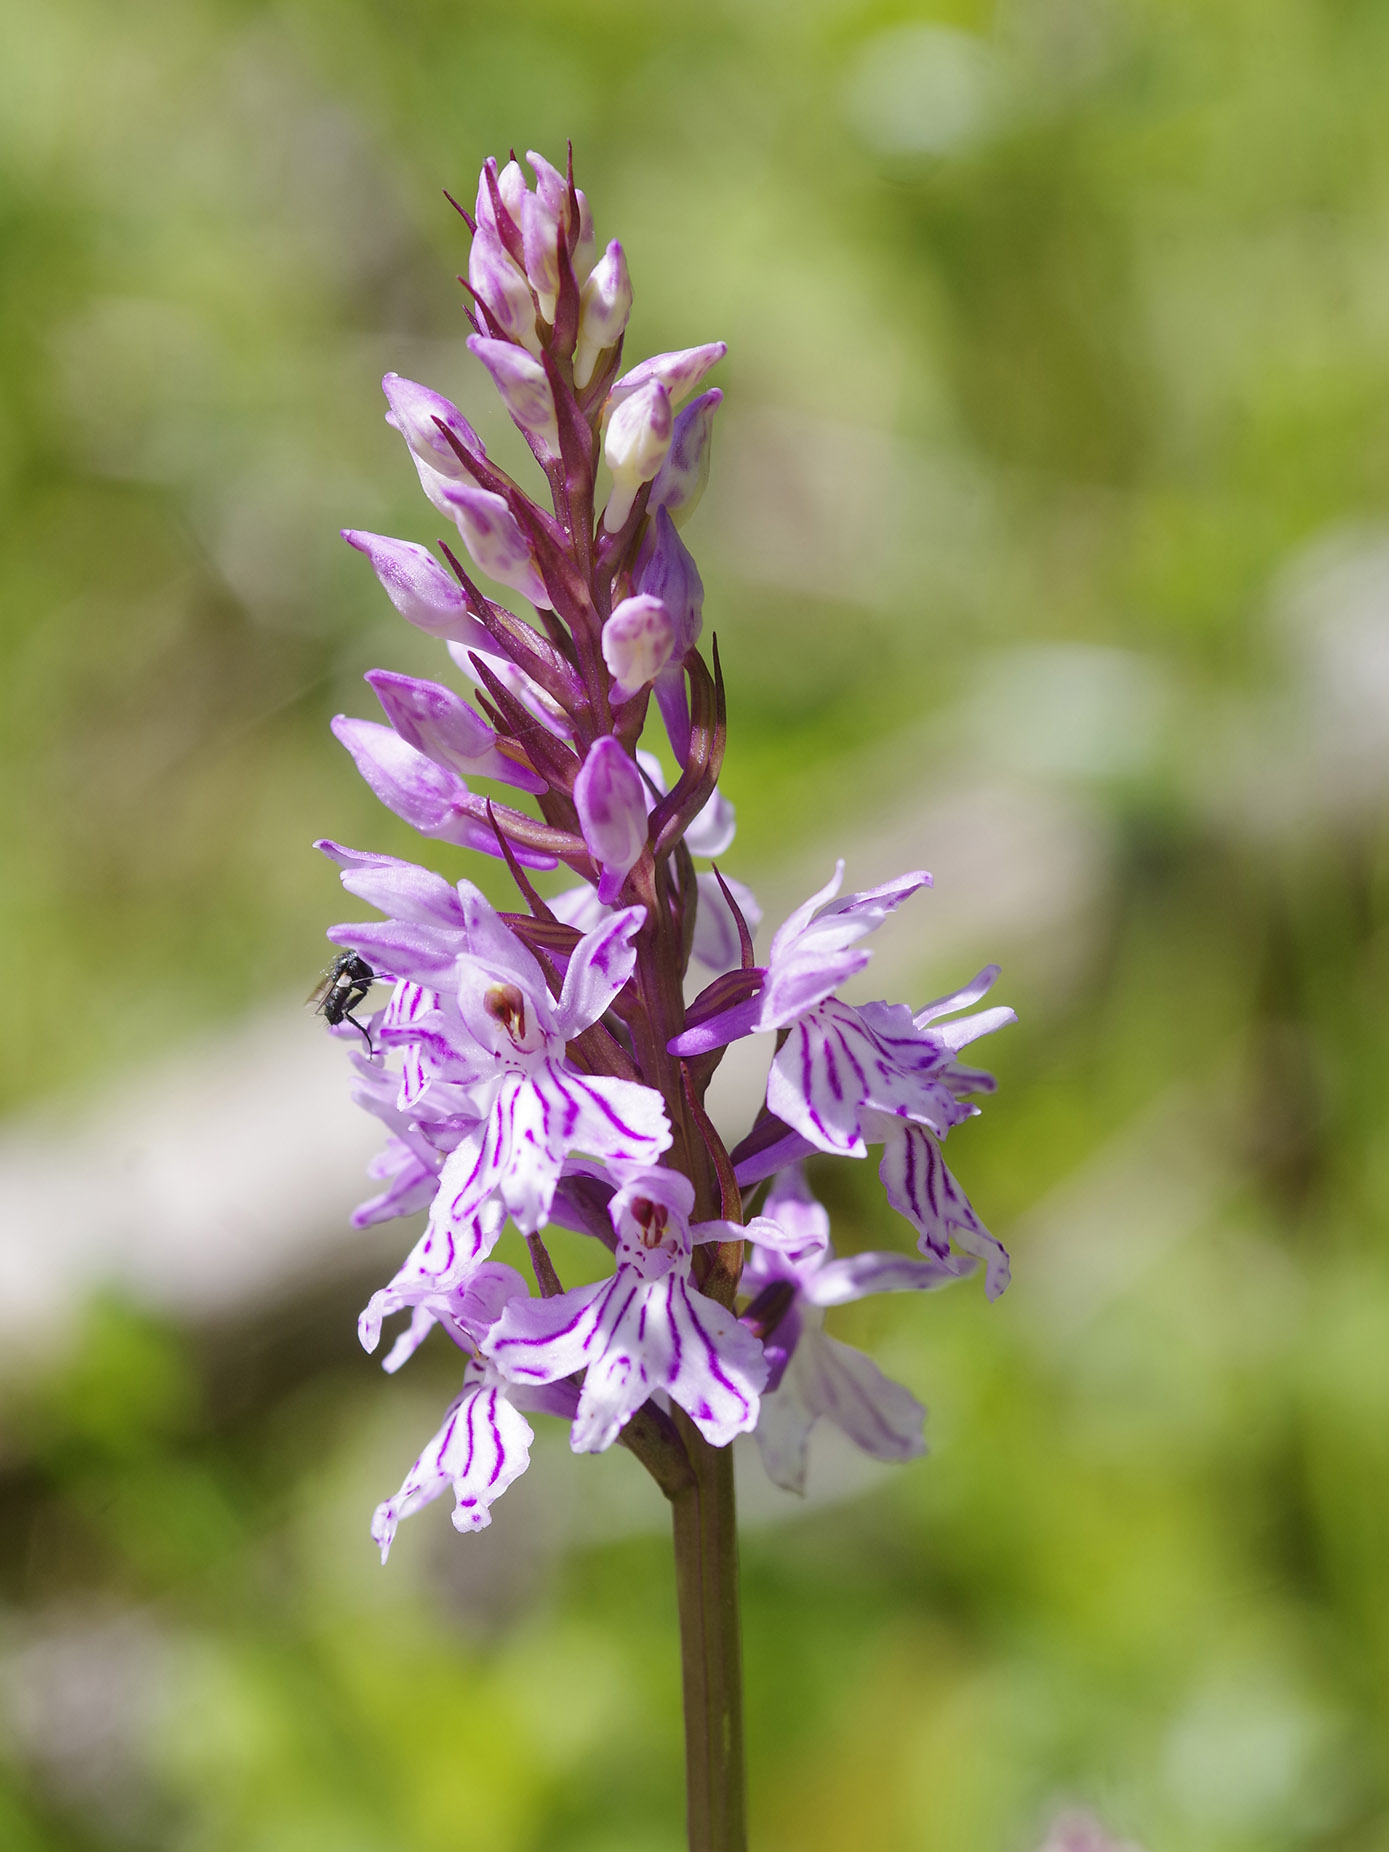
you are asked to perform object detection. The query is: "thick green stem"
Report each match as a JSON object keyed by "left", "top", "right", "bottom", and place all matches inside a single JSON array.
[{"left": 670, "top": 1414, "right": 746, "bottom": 1852}]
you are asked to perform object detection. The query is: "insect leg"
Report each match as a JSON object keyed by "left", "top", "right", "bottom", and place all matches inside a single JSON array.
[{"left": 343, "top": 1010, "right": 375, "bottom": 1056}]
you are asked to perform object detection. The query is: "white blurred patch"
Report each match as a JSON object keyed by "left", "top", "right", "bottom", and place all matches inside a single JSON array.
[
  {"left": 1272, "top": 525, "right": 1389, "bottom": 814},
  {"left": 959, "top": 645, "right": 1173, "bottom": 780},
  {"left": 1205, "top": 524, "right": 1389, "bottom": 838},
  {"left": 1, "top": 1605, "right": 170, "bottom": 1822},
  {"left": 842, "top": 24, "right": 1009, "bottom": 158},
  {"left": 0, "top": 1004, "right": 389, "bottom": 1373},
  {"left": 1163, "top": 1665, "right": 1341, "bottom": 1832}
]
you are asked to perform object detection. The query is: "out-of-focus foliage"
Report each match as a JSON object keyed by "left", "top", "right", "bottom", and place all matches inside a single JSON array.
[{"left": 2, "top": 0, "right": 1388, "bottom": 1848}]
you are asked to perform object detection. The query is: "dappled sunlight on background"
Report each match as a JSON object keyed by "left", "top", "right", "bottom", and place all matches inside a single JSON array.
[{"left": 2, "top": 0, "right": 1388, "bottom": 1847}]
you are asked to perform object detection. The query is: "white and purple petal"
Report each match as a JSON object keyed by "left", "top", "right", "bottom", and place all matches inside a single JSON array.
[
  {"left": 553, "top": 904, "right": 644, "bottom": 1037},
  {"left": 371, "top": 1375, "right": 533, "bottom": 1560},
  {"left": 805, "top": 1248, "right": 965, "bottom": 1307},
  {"left": 873, "top": 1118, "right": 1011, "bottom": 1299},
  {"left": 755, "top": 1325, "right": 926, "bottom": 1495},
  {"left": 484, "top": 1276, "right": 611, "bottom": 1384},
  {"left": 662, "top": 1274, "right": 767, "bottom": 1447},
  {"left": 358, "top": 1231, "right": 516, "bottom": 1356}
]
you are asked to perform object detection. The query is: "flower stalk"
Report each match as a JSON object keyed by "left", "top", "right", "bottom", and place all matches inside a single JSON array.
[
  {"left": 671, "top": 1418, "right": 746, "bottom": 1852},
  {"left": 318, "top": 145, "right": 1015, "bottom": 1852}
]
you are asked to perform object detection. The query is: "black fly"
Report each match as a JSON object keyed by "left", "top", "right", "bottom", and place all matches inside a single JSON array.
[{"left": 309, "top": 951, "right": 378, "bottom": 1053}]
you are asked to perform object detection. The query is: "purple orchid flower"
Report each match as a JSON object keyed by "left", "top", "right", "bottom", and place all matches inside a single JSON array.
[
  {"left": 669, "top": 861, "right": 930, "bottom": 1056},
  {"left": 338, "top": 877, "right": 670, "bottom": 1242},
  {"left": 466, "top": 219, "right": 541, "bottom": 354},
  {"left": 366, "top": 669, "right": 547, "bottom": 795},
  {"left": 344, "top": 1046, "right": 451, "bottom": 1226},
  {"left": 575, "top": 240, "right": 632, "bottom": 389},
  {"left": 649, "top": 387, "right": 722, "bottom": 527},
  {"left": 673, "top": 866, "right": 1014, "bottom": 1295},
  {"left": 465, "top": 335, "right": 559, "bottom": 454},
  {"left": 381, "top": 373, "right": 484, "bottom": 518},
  {"left": 740, "top": 1166, "right": 963, "bottom": 1493},
  {"left": 483, "top": 1165, "right": 772, "bottom": 1452},
  {"left": 631, "top": 509, "right": 703, "bottom": 759},
  {"left": 602, "top": 379, "right": 673, "bottom": 530},
  {"left": 606, "top": 343, "right": 727, "bottom": 415},
  {"left": 601, "top": 593, "right": 676, "bottom": 701},
  {"left": 370, "top": 1259, "right": 538, "bottom": 1557},
  {"left": 442, "top": 481, "right": 553, "bottom": 609}
]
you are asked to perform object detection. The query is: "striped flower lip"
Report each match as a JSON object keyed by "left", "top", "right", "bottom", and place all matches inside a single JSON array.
[
  {"left": 371, "top": 1360, "right": 535, "bottom": 1559},
  {"left": 483, "top": 1243, "right": 769, "bottom": 1455}
]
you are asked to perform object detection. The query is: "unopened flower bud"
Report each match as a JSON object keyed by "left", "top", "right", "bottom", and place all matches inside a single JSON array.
[
  {"left": 574, "top": 241, "right": 633, "bottom": 390},
  {"left": 341, "top": 531, "right": 492, "bottom": 653},
  {"left": 442, "top": 482, "right": 552, "bottom": 609},
  {"left": 633, "top": 509, "right": 704, "bottom": 759},
  {"left": 466, "top": 336, "right": 558, "bottom": 452},
  {"left": 574, "top": 736, "right": 649, "bottom": 903},
  {"left": 331, "top": 714, "right": 475, "bottom": 845},
  {"left": 649, "top": 388, "right": 722, "bottom": 526},
  {"left": 331, "top": 715, "right": 555, "bottom": 866},
  {"left": 526, "top": 149, "right": 568, "bottom": 219},
  {"left": 366, "top": 669, "right": 546, "bottom": 794},
  {"left": 572, "top": 188, "right": 596, "bottom": 283},
  {"left": 382, "top": 374, "right": 483, "bottom": 481},
  {"left": 475, "top": 156, "right": 527, "bottom": 242},
  {"left": 467, "top": 223, "right": 540, "bottom": 355},
  {"left": 633, "top": 508, "right": 703, "bottom": 652},
  {"left": 521, "top": 190, "right": 563, "bottom": 323},
  {"left": 607, "top": 343, "right": 726, "bottom": 417},
  {"left": 447, "top": 644, "right": 574, "bottom": 739},
  {"left": 603, "top": 381, "right": 673, "bottom": 531},
  {"left": 602, "top": 594, "right": 675, "bottom": 701}
]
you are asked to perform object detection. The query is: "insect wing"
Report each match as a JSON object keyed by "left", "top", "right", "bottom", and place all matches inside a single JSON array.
[
  {"left": 308, "top": 951, "right": 354, "bottom": 1013},
  {"left": 306, "top": 970, "right": 338, "bottom": 1011}
]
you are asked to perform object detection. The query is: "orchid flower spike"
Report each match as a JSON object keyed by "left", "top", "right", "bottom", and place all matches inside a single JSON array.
[{"left": 321, "top": 152, "right": 1015, "bottom": 1628}]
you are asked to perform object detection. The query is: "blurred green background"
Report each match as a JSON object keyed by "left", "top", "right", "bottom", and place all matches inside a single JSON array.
[{"left": 2, "top": 0, "right": 1388, "bottom": 1847}]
